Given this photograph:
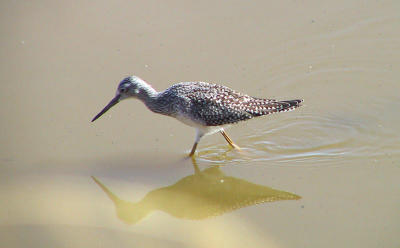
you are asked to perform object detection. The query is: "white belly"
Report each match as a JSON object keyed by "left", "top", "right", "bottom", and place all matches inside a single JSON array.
[{"left": 175, "top": 113, "right": 224, "bottom": 136}]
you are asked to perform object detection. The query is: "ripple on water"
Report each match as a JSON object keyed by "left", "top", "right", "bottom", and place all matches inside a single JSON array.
[{"left": 199, "top": 110, "right": 397, "bottom": 166}]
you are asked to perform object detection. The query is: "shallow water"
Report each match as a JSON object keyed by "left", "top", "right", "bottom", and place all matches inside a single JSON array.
[{"left": 1, "top": 1, "right": 399, "bottom": 247}]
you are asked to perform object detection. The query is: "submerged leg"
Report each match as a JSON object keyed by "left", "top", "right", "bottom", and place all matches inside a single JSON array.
[
  {"left": 189, "top": 129, "right": 204, "bottom": 157},
  {"left": 220, "top": 130, "right": 241, "bottom": 149}
]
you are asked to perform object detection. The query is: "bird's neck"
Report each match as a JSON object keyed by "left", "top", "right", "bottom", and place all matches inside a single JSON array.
[
  {"left": 137, "top": 86, "right": 165, "bottom": 114},
  {"left": 137, "top": 84, "right": 158, "bottom": 101},
  {"left": 138, "top": 87, "right": 175, "bottom": 116}
]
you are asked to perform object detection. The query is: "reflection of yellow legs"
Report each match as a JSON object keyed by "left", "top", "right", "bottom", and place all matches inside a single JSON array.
[
  {"left": 220, "top": 130, "right": 241, "bottom": 150},
  {"left": 190, "top": 156, "right": 201, "bottom": 174}
]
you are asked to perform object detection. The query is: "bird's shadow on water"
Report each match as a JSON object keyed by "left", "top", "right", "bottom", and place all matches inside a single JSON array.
[{"left": 91, "top": 157, "right": 301, "bottom": 225}]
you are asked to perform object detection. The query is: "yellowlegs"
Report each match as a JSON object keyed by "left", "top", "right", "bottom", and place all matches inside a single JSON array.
[{"left": 92, "top": 76, "right": 303, "bottom": 156}]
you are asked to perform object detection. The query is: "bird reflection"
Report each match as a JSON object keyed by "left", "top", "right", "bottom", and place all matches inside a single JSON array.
[{"left": 92, "top": 158, "right": 301, "bottom": 224}]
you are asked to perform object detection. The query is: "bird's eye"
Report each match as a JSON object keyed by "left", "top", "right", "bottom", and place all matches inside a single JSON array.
[{"left": 120, "top": 88, "right": 127, "bottom": 93}]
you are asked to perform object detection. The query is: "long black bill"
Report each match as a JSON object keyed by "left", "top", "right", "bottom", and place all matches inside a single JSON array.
[{"left": 91, "top": 95, "right": 120, "bottom": 122}]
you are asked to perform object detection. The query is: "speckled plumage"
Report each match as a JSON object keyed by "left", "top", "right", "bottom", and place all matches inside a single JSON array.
[
  {"left": 154, "top": 81, "right": 302, "bottom": 126},
  {"left": 92, "top": 76, "right": 303, "bottom": 156}
]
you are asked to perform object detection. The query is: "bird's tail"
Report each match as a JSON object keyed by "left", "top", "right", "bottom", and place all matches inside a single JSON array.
[
  {"left": 247, "top": 98, "right": 303, "bottom": 117},
  {"left": 278, "top": 99, "right": 303, "bottom": 112}
]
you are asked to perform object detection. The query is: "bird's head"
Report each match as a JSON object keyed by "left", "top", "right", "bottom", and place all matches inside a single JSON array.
[
  {"left": 91, "top": 76, "right": 149, "bottom": 122},
  {"left": 117, "top": 76, "right": 150, "bottom": 100}
]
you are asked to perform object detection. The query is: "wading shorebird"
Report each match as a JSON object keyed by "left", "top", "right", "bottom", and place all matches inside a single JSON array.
[{"left": 92, "top": 76, "right": 303, "bottom": 156}]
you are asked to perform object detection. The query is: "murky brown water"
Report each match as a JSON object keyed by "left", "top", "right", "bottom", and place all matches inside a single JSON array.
[{"left": 1, "top": 1, "right": 399, "bottom": 247}]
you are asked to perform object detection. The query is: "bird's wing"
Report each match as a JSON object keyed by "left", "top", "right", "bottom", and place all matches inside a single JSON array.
[
  {"left": 241, "top": 98, "right": 303, "bottom": 117},
  {"left": 188, "top": 96, "right": 254, "bottom": 126}
]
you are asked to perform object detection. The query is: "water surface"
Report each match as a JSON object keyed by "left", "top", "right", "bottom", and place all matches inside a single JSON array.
[{"left": 1, "top": 1, "right": 399, "bottom": 247}]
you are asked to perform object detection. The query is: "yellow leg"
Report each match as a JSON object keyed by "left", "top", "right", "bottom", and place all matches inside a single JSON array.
[
  {"left": 189, "top": 142, "right": 198, "bottom": 157},
  {"left": 220, "top": 130, "right": 241, "bottom": 149},
  {"left": 189, "top": 129, "right": 205, "bottom": 157}
]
